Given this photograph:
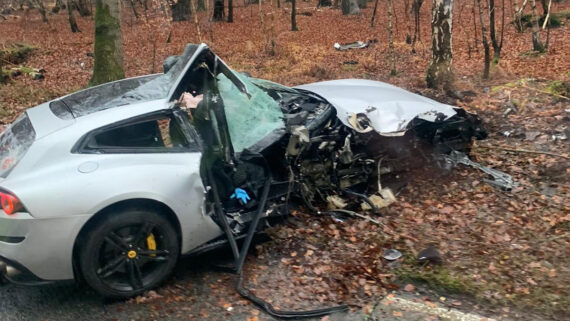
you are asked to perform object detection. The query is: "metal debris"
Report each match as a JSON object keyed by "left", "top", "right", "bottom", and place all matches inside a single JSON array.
[
  {"left": 444, "top": 151, "right": 516, "bottom": 191},
  {"left": 383, "top": 249, "right": 403, "bottom": 261}
]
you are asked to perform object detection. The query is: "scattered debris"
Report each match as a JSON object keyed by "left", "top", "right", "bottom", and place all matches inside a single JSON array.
[
  {"left": 383, "top": 249, "right": 402, "bottom": 261},
  {"left": 417, "top": 246, "right": 442, "bottom": 265},
  {"left": 444, "top": 151, "right": 516, "bottom": 191},
  {"left": 333, "top": 39, "right": 377, "bottom": 51}
]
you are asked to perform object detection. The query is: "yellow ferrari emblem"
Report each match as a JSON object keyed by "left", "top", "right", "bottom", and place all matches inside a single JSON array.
[{"left": 127, "top": 250, "right": 137, "bottom": 259}]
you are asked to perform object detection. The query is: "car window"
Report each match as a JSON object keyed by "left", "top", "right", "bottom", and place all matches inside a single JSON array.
[{"left": 80, "top": 114, "right": 195, "bottom": 153}]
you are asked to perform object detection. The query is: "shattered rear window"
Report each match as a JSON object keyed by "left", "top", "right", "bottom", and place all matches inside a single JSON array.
[
  {"left": 217, "top": 72, "right": 284, "bottom": 152},
  {"left": 0, "top": 113, "right": 36, "bottom": 177},
  {"left": 53, "top": 45, "right": 199, "bottom": 118}
]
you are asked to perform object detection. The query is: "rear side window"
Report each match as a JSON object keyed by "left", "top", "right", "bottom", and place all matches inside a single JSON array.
[
  {"left": 0, "top": 113, "right": 36, "bottom": 177},
  {"left": 79, "top": 114, "right": 196, "bottom": 153}
]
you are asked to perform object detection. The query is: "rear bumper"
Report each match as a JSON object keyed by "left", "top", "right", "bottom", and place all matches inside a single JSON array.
[{"left": 0, "top": 211, "right": 91, "bottom": 281}]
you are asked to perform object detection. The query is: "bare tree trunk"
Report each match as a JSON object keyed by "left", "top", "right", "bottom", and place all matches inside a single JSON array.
[
  {"left": 171, "top": 0, "right": 191, "bottom": 21},
  {"left": 411, "top": 0, "right": 423, "bottom": 53},
  {"left": 191, "top": 0, "right": 202, "bottom": 41},
  {"left": 53, "top": 0, "right": 65, "bottom": 13},
  {"left": 530, "top": 0, "right": 543, "bottom": 51},
  {"left": 426, "top": 0, "right": 454, "bottom": 89},
  {"left": 213, "top": 0, "right": 224, "bottom": 21},
  {"left": 370, "top": 0, "right": 379, "bottom": 27},
  {"left": 341, "top": 0, "right": 360, "bottom": 15},
  {"left": 197, "top": 0, "right": 205, "bottom": 11},
  {"left": 387, "top": 0, "right": 396, "bottom": 75},
  {"left": 489, "top": 0, "right": 504, "bottom": 63},
  {"left": 32, "top": 0, "right": 48, "bottom": 22},
  {"left": 476, "top": 0, "right": 490, "bottom": 78},
  {"left": 291, "top": 0, "right": 298, "bottom": 30},
  {"left": 128, "top": 0, "right": 138, "bottom": 18},
  {"left": 472, "top": 0, "right": 479, "bottom": 48},
  {"left": 404, "top": 0, "right": 411, "bottom": 42},
  {"left": 67, "top": 0, "right": 81, "bottom": 32},
  {"left": 76, "top": 0, "right": 92, "bottom": 16},
  {"left": 90, "top": 0, "right": 125, "bottom": 86},
  {"left": 228, "top": 0, "right": 233, "bottom": 22},
  {"left": 0, "top": 52, "right": 4, "bottom": 84}
]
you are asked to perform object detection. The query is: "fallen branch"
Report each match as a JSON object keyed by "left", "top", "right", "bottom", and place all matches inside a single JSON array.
[
  {"left": 326, "top": 209, "right": 386, "bottom": 228},
  {"left": 521, "top": 84, "right": 570, "bottom": 101},
  {"left": 476, "top": 144, "right": 570, "bottom": 159}
]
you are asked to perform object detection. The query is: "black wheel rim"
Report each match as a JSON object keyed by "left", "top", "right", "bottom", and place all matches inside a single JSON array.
[{"left": 95, "top": 222, "right": 171, "bottom": 293}]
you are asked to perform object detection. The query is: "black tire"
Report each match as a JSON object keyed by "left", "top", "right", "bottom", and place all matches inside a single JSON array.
[{"left": 78, "top": 208, "right": 179, "bottom": 298}]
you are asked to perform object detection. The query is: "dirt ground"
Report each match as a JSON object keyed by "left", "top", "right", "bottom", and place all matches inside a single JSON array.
[{"left": 0, "top": 1, "right": 569, "bottom": 320}]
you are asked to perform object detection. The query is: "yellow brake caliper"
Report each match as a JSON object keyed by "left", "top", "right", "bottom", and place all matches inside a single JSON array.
[{"left": 146, "top": 234, "right": 157, "bottom": 257}]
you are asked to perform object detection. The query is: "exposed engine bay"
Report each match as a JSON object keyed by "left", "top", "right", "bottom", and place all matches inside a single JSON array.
[{"left": 168, "top": 44, "right": 500, "bottom": 252}]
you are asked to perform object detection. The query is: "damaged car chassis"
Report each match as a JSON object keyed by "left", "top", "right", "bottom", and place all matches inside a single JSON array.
[{"left": 0, "top": 44, "right": 506, "bottom": 317}]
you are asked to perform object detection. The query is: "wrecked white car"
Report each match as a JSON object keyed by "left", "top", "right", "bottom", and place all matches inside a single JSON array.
[{"left": 0, "top": 43, "right": 488, "bottom": 299}]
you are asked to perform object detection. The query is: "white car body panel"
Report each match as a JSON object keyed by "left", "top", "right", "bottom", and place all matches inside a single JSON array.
[{"left": 296, "top": 79, "right": 458, "bottom": 136}]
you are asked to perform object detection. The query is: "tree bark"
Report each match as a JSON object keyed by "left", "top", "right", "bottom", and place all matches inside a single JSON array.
[
  {"left": 291, "top": 0, "right": 298, "bottom": 30},
  {"left": 489, "top": 0, "right": 504, "bottom": 62},
  {"left": 32, "top": 0, "right": 48, "bottom": 22},
  {"left": 476, "top": 0, "right": 490, "bottom": 78},
  {"left": 387, "top": 0, "right": 395, "bottom": 75},
  {"left": 53, "top": 0, "right": 66, "bottom": 13},
  {"left": 411, "top": 0, "right": 423, "bottom": 53},
  {"left": 128, "top": 0, "right": 138, "bottom": 19},
  {"left": 370, "top": 0, "right": 379, "bottom": 27},
  {"left": 228, "top": 0, "right": 233, "bottom": 22},
  {"left": 90, "top": 0, "right": 125, "bottom": 86},
  {"left": 426, "top": 0, "right": 454, "bottom": 89},
  {"left": 171, "top": 0, "right": 191, "bottom": 21},
  {"left": 341, "top": 0, "right": 359, "bottom": 15},
  {"left": 530, "top": 0, "right": 543, "bottom": 51},
  {"left": 213, "top": 0, "right": 224, "bottom": 21},
  {"left": 67, "top": 0, "right": 81, "bottom": 32},
  {"left": 197, "top": 0, "right": 206, "bottom": 11},
  {"left": 0, "top": 52, "right": 4, "bottom": 84},
  {"left": 76, "top": 0, "right": 92, "bottom": 16}
]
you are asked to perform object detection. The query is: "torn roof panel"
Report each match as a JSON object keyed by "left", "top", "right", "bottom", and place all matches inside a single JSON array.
[
  {"left": 50, "top": 44, "right": 201, "bottom": 119},
  {"left": 296, "top": 79, "right": 457, "bottom": 136}
]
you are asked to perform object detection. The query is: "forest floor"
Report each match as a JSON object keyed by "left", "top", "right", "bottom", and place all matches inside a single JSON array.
[{"left": 0, "top": 1, "right": 569, "bottom": 320}]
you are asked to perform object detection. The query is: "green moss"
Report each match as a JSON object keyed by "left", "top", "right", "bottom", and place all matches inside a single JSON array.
[
  {"left": 545, "top": 80, "right": 569, "bottom": 97},
  {"left": 396, "top": 263, "right": 478, "bottom": 294},
  {"left": 0, "top": 43, "right": 37, "bottom": 65}
]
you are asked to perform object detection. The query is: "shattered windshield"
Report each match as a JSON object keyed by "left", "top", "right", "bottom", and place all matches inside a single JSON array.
[
  {"left": 54, "top": 45, "right": 200, "bottom": 118},
  {"left": 217, "top": 72, "right": 284, "bottom": 152}
]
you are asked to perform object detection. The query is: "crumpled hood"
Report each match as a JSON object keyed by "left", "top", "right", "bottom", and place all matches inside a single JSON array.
[{"left": 296, "top": 79, "right": 458, "bottom": 136}]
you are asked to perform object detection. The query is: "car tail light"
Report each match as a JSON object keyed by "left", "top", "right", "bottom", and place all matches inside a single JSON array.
[{"left": 0, "top": 191, "right": 23, "bottom": 215}]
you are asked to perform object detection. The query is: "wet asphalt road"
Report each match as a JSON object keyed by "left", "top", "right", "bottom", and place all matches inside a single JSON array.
[{"left": 0, "top": 253, "right": 223, "bottom": 321}]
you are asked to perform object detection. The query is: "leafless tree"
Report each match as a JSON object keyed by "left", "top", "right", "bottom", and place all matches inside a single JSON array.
[
  {"left": 387, "top": 0, "right": 396, "bottom": 75},
  {"left": 291, "top": 0, "right": 297, "bottom": 30},
  {"left": 426, "top": 0, "right": 454, "bottom": 89},
  {"left": 67, "top": 0, "right": 80, "bottom": 32},
  {"left": 529, "top": 0, "right": 544, "bottom": 51},
  {"left": 411, "top": 0, "right": 423, "bottom": 53},
  {"left": 476, "top": 0, "right": 490, "bottom": 78},
  {"left": 31, "top": 0, "right": 48, "bottom": 22},
  {"left": 489, "top": 0, "right": 505, "bottom": 62}
]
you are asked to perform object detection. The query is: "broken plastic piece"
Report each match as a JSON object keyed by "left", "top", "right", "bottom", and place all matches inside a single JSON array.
[
  {"left": 326, "top": 195, "right": 347, "bottom": 210},
  {"left": 383, "top": 249, "right": 402, "bottom": 261},
  {"left": 361, "top": 188, "right": 396, "bottom": 211},
  {"left": 417, "top": 246, "right": 443, "bottom": 265},
  {"left": 334, "top": 41, "right": 369, "bottom": 51},
  {"left": 444, "top": 151, "right": 516, "bottom": 191}
]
